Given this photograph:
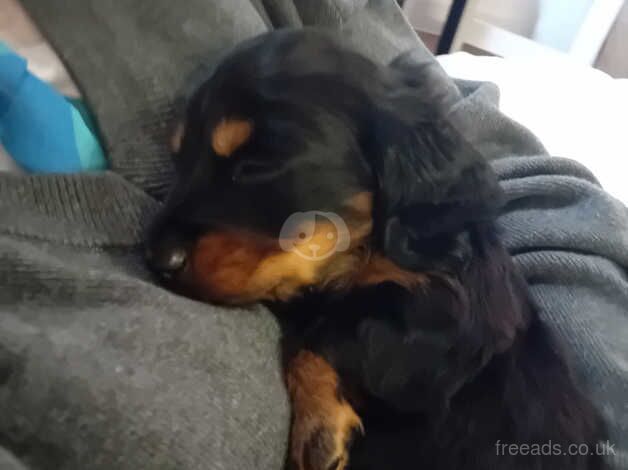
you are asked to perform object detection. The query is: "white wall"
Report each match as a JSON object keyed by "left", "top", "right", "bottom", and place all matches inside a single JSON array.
[{"left": 534, "top": 0, "right": 594, "bottom": 50}]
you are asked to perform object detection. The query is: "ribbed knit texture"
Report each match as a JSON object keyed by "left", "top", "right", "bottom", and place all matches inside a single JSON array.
[{"left": 1, "top": 1, "right": 627, "bottom": 469}]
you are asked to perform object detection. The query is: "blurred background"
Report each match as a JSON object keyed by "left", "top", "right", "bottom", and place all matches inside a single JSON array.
[{"left": 401, "top": 0, "right": 628, "bottom": 78}]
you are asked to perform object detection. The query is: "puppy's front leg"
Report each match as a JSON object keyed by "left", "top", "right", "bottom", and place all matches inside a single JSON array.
[{"left": 286, "top": 350, "right": 363, "bottom": 470}]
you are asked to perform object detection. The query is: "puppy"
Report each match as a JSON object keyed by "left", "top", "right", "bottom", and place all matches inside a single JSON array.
[{"left": 146, "top": 29, "right": 608, "bottom": 470}]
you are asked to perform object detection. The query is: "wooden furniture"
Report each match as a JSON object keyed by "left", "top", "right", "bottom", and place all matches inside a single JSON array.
[{"left": 437, "top": 0, "right": 469, "bottom": 54}]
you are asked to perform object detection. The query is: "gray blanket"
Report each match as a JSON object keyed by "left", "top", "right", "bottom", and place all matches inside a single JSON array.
[{"left": 0, "top": 1, "right": 626, "bottom": 469}]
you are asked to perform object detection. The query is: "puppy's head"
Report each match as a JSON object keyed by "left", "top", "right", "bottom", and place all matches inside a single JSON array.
[{"left": 145, "top": 29, "right": 503, "bottom": 304}]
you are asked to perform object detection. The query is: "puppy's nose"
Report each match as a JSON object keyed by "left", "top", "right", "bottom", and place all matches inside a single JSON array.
[{"left": 145, "top": 246, "right": 188, "bottom": 274}]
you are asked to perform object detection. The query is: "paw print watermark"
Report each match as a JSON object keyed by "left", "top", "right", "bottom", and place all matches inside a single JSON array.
[{"left": 279, "top": 211, "right": 350, "bottom": 260}]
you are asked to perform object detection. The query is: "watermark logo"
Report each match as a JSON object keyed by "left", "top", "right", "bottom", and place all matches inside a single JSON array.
[
  {"left": 495, "top": 440, "right": 616, "bottom": 457},
  {"left": 279, "top": 211, "right": 350, "bottom": 260}
]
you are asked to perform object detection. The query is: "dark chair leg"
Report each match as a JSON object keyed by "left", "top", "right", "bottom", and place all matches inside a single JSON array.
[{"left": 436, "top": 0, "right": 469, "bottom": 55}]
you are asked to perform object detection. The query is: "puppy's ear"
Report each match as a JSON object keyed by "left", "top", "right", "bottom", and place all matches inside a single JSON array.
[{"left": 366, "top": 60, "right": 504, "bottom": 271}]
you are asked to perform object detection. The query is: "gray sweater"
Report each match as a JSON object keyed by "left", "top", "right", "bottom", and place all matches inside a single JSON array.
[{"left": 1, "top": 1, "right": 626, "bottom": 469}]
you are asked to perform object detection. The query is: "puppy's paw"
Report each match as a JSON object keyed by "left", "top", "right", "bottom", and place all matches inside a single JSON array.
[{"left": 290, "top": 399, "right": 363, "bottom": 470}]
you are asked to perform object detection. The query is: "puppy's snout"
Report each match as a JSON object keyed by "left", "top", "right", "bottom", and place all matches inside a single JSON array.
[
  {"left": 145, "top": 228, "right": 191, "bottom": 277},
  {"left": 146, "top": 245, "right": 188, "bottom": 274}
]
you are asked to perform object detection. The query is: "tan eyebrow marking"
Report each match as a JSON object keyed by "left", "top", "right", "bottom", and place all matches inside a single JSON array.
[
  {"left": 211, "top": 118, "right": 253, "bottom": 158},
  {"left": 170, "top": 121, "right": 185, "bottom": 154}
]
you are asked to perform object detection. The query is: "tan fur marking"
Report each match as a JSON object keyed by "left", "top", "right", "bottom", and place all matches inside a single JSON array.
[
  {"left": 342, "top": 191, "right": 373, "bottom": 217},
  {"left": 286, "top": 351, "right": 363, "bottom": 470},
  {"left": 185, "top": 191, "right": 421, "bottom": 302},
  {"left": 188, "top": 230, "right": 277, "bottom": 303},
  {"left": 211, "top": 118, "right": 253, "bottom": 157},
  {"left": 170, "top": 121, "right": 185, "bottom": 154},
  {"left": 188, "top": 216, "right": 370, "bottom": 303},
  {"left": 355, "top": 254, "right": 428, "bottom": 289}
]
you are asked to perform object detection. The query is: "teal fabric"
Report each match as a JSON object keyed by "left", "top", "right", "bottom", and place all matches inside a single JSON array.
[{"left": 0, "top": 42, "right": 106, "bottom": 173}]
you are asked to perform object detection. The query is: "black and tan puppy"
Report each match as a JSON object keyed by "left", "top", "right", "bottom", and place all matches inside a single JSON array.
[{"left": 146, "top": 30, "right": 608, "bottom": 470}]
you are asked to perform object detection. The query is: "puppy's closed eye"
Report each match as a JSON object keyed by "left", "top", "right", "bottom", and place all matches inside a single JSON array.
[{"left": 232, "top": 159, "right": 284, "bottom": 184}]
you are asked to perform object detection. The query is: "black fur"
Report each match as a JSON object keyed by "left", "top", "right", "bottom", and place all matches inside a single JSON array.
[
  {"left": 282, "top": 223, "right": 607, "bottom": 469},
  {"left": 146, "top": 29, "right": 608, "bottom": 469}
]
